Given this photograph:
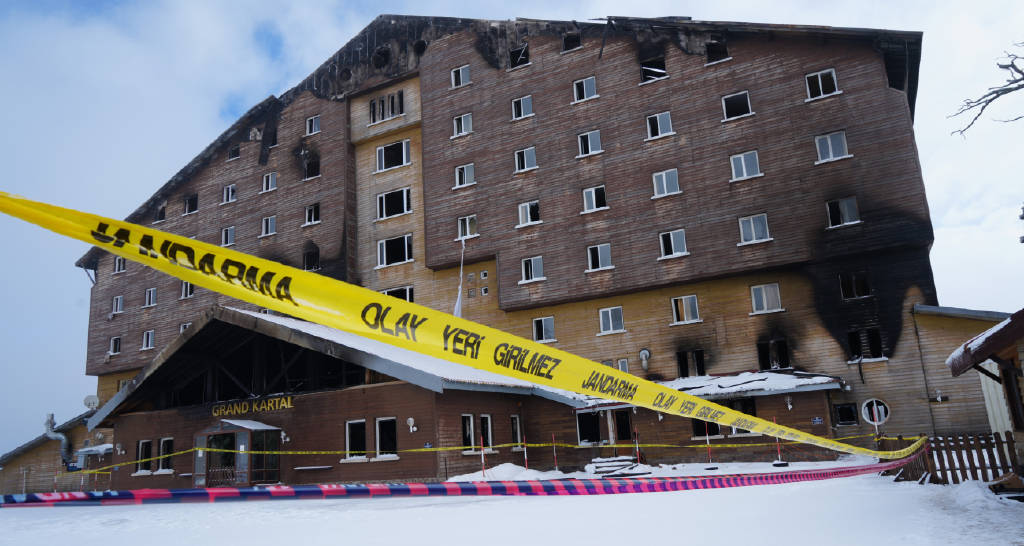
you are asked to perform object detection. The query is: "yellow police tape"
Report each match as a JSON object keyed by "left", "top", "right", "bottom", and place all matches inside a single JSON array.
[{"left": 0, "top": 191, "right": 926, "bottom": 462}]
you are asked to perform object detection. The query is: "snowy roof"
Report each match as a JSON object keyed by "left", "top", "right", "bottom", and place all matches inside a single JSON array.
[
  {"left": 946, "top": 307, "right": 1024, "bottom": 377},
  {"left": 577, "top": 370, "right": 843, "bottom": 410},
  {"left": 0, "top": 410, "right": 95, "bottom": 466},
  {"left": 76, "top": 443, "right": 113, "bottom": 456},
  {"left": 222, "top": 419, "right": 280, "bottom": 431}
]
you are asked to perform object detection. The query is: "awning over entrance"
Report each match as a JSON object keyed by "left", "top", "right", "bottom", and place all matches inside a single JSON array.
[{"left": 221, "top": 420, "right": 280, "bottom": 431}]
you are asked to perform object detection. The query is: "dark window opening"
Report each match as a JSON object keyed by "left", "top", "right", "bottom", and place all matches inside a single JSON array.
[
  {"left": 613, "top": 409, "right": 632, "bottom": 443},
  {"left": 383, "top": 286, "right": 413, "bottom": 302},
  {"left": 723, "top": 92, "right": 752, "bottom": 118},
  {"left": 377, "top": 419, "right": 397, "bottom": 455},
  {"left": 693, "top": 418, "right": 721, "bottom": 437},
  {"left": 381, "top": 235, "right": 411, "bottom": 265},
  {"left": 706, "top": 40, "right": 729, "bottom": 63},
  {"left": 847, "top": 331, "right": 863, "bottom": 360},
  {"left": 136, "top": 440, "right": 152, "bottom": 472},
  {"left": 382, "top": 142, "right": 405, "bottom": 169},
  {"left": 840, "top": 272, "right": 871, "bottom": 299},
  {"left": 303, "top": 153, "right": 320, "bottom": 179},
  {"left": 479, "top": 415, "right": 492, "bottom": 448},
  {"left": 866, "top": 328, "right": 883, "bottom": 358},
  {"left": 377, "top": 188, "right": 410, "bottom": 219},
  {"left": 562, "top": 33, "right": 581, "bottom": 51},
  {"left": 227, "top": 145, "right": 240, "bottom": 160},
  {"left": 509, "top": 45, "right": 529, "bottom": 68},
  {"left": 303, "top": 246, "right": 320, "bottom": 271},
  {"left": 577, "top": 412, "right": 601, "bottom": 443},
  {"left": 154, "top": 204, "right": 166, "bottom": 222},
  {"left": 461, "top": 414, "right": 474, "bottom": 448},
  {"left": 641, "top": 57, "right": 667, "bottom": 82},
  {"left": 694, "top": 350, "right": 706, "bottom": 375},
  {"left": 757, "top": 339, "right": 790, "bottom": 370},
  {"left": 183, "top": 194, "right": 198, "bottom": 214},
  {"left": 807, "top": 70, "right": 838, "bottom": 99},
  {"left": 158, "top": 438, "right": 173, "bottom": 470},
  {"left": 676, "top": 351, "right": 689, "bottom": 378},
  {"left": 266, "top": 130, "right": 277, "bottom": 147},
  {"left": 834, "top": 403, "right": 858, "bottom": 425},
  {"left": 251, "top": 430, "right": 280, "bottom": 483},
  {"left": 347, "top": 421, "right": 366, "bottom": 457},
  {"left": 728, "top": 399, "right": 756, "bottom": 433}
]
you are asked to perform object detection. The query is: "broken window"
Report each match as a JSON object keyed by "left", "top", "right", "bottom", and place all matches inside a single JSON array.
[
  {"left": 183, "top": 194, "right": 198, "bottom": 215},
  {"left": 641, "top": 56, "right": 667, "bottom": 82},
  {"left": 369, "top": 90, "right": 404, "bottom": 124},
  {"left": 227, "top": 145, "right": 240, "bottom": 160},
  {"left": 451, "top": 65, "right": 470, "bottom": 88},
  {"left": 157, "top": 438, "right": 174, "bottom": 471},
  {"left": 706, "top": 39, "right": 729, "bottom": 64},
  {"left": 751, "top": 283, "right": 782, "bottom": 314},
  {"left": 510, "top": 415, "right": 523, "bottom": 445},
  {"left": 757, "top": 338, "right": 790, "bottom": 370},
  {"left": 562, "top": 32, "right": 581, "bottom": 52},
  {"left": 457, "top": 214, "right": 477, "bottom": 239},
  {"left": 376, "top": 140, "right": 411, "bottom": 172},
  {"left": 517, "top": 200, "right": 540, "bottom": 226},
  {"left": 839, "top": 271, "right": 871, "bottom": 299},
  {"left": 461, "top": 414, "right": 475, "bottom": 449},
  {"left": 302, "top": 151, "right": 320, "bottom": 179},
  {"left": 533, "top": 316, "right": 555, "bottom": 342},
  {"left": 521, "top": 256, "right": 544, "bottom": 282},
  {"left": 251, "top": 431, "right": 279, "bottom": 483},
  {"left": 452, "top": 113, "right": 472, "bottom": 137},
  {"left": 262, "top": 172, "right": 277, "bottom": 192},
  {"left": 377, "top": 234, "right": 412, "bottom": 266},
  {"left": 676, "top": 351, "right": 689, "bottom": 378},
  {"left": 660, "top": 229, "right": 688, "bottom": 258},
  {"left": 221, "top": 226, "right": 235, "bottom": 246},
  {"left": 671, "top": 294, "right": 699, "bottom": 324},
  {"left": 303, "top": 245, "right": 320, "bottom": 271},
  {"left": 512, "top": 95, "right": 533, "bottom": 120},
  {"left": 573, "top": 76, "right": 598, "bottom": 102},
  {"left": 867, "top": 328, "right": 883, "bottom": 358},
  {"left": 646, "top": 111, "right": 673, "bottom": 139},
  {"left": 850, "top": 328, "right": 884, "bottom": 359},
  {"left": 577, "top": 130, "right": 602, "bottom": 157},
  {"left": 722, "top": 91, "right": 752, "bottom": 120},
  {"left": 304, "top": 202, "right": 320, "bottom": 225},
  {"left": 153, "top": 204, "right": 166, "bottom": 223},
  {"left": 381, "top": 286, "right": 414, "bottom": 302},
  {"left": 848, "top": 331, "right": 864, "bottom": 360},
  {"left": 514, "top": 146, "right": 537, "bottom": 172},
  {"left": 454, "top": 163, "right": 475, "bottom": 187},
  {"left": 833, "top": 403, "right": 858, "bottom": 426},
  {"left": 613, "top": 409, "right": 631, "bottom": 442},
  {"left": 577, "top": 412, "right": 601, "bottom": 444},
  {"left": 136, "top": 440, "right": 153, "bottom": 472},
  {"left": 305, "top": 115, "right": 320, "bottom": 136},
  {"left": 738, "top": 213, "right": 770, "bottom": 244},
  {"left": 599, "top": 306, "right": 624, "bottom": 334},
  {"left": 806, "top": 68, "right": 839, "bottom": 100},
  {"left": 693, "top": 417, "right": 721, "bottom": 437},
  {"left": 376, "top": 187, "right": 411, "bottom": 219},
  {"left": 582, "top": 185, "right": 607, "bottom": 212},
  {"left": 694, "top": 350, "right": 706, "bottom": 375},
  {"left": 509, "top": 44, "right": 529, "bottom": 68},
  {"left": 586, "top": 243, "right": 612, "bottom": 271},
  {"left": 376, "top": 418, "right": 397, "bottom": 456},
  {"left": 728, "top": 399, "right": 756, "bottom": 434},
  {"left": 827, "top": 197, "right": 860, "bottom": 228},
  {"left": 730, "top": 150, "right": 761, "bottom": 180},
  {"left": 652, "top": 168, "right": 680, "bottom": 197},
  {"left": 479, "top": 415, "right": 493, "bottom": 448},
  {"left": 815, "top": 131, "right": 849, "bottom": 162}
]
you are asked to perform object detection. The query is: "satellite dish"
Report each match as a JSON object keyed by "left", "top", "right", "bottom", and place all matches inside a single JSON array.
[{"left": 83, "top": 395, "right": 100, "bottom": 410}]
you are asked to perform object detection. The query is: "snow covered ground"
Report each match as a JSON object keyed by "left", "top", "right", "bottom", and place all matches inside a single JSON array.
[{"left": 2, "top": 474, "right": 1022, "bottom": 545}]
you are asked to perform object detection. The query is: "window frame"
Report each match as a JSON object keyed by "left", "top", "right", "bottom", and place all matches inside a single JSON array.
[
  {"left": 305, "top": 115, "right": 321, "bottom": 136},
  {"left": 586, "top": 243, "right": 613, "bottom": 272},
  {"left": 721, "top": 91, "right": 754, "bottom": 121},
  {"left": 659, "top": 228, "right": 688, "bottom": 259},
  {"left": 452, "top": 113, "right": 473, "bottom": 138},
  {"left": 645, "top": 111, "right": 674, "bottom": 140},
  {"left": 381, "top": 286, "right": 414, "bottom": 302},
  {"left": 750, "top": 283, "right": 784, "bottom": 315},
  {"left": 511, "top": 95, "right": 534, "bottom": 120},
  {"left": 303, "top": 203, "right": 321, "bottom": 226},
  {"left": 180, "top": 281, "right": 194, "bottom": 300},
  {"left": 108, "top": 336, "right": 121, "bottom": 355},
  {"left": 141, "top": 329, "right": 155, "bottom": 350},
  {"left": 157, "top": 437, "right": 174, "bottom": 471},
  {"left": 805, "top": 68, "right": 841, "bottom": 102},
  {"left": 451, "top": 65, "right": 471, "bottom": 89},
  {"left": 814, "top": 130, "right": 852, "bottom": 164},
  {"left": 533, "top": 316, "right": 555, "bottom": 343},
  {"left": 221, "top": 226, "right": 235, "bottom": 247},
  {"left": 730, "top": 150, "right": 762, "bottom": 182},
  {"left": 519, "top": 255, "right": 545, "bottom": 284},
  {"left": 135, "top": 440, "right": 153, "bottom": 473},
  {"left": 456, "top": 214, "right": 478, "bottom": 241},
  {"left": 375, "top": 140, "right": 412, "bottom": 173},
  {"left": 142, "top": 287, "right": 157, "bottom": 308},
  {"left": 453, "top": 163, "right": 476, "bottom": 189},
  {"left": 598, "top": 306, "right": 626, "bottom": 335},
  {"left": 516, "top": 200, "right": 541, "bottom": 227},
  {"left": 261, "top": 172, "right": 277, "bottom": 193},
  {"left": 374, "top": 417, "right": 398, "bottom": 458},
  {"left": 112, "top": 295, "right": 124, "bottom": 315},
  {"left": 479, "top": 414, "right": 494, "bottom": 449},
  {"left": 670, "top": 295, "right": 701, "bottom": 325},
  {"left": 222, "top": 183, "right": 237, "bottom": 204},
  {"left": 259, "top": 215, "right": 277, "bottom": 238},
  {"left": 576, "top": 130, "right": 603, "bottom": 158},
  {"left": 640, "top": 56, "right": 668, "bottom": 83},
  {"left": 826, "top": 197, "right": 861, "bottom": 229},
  {"left": 376, "top": 234, "right": 413, "bottom": 268},
  {"left": 510, "top": 414, "right": 523, "bottom": 449},
  {"left": 113, "top": 256, "right": 126, "bottom": 274},
  {"left": 345, "top": 419, "right": 367, "bottom": 460},
  {"left": 303, "top": 246, "right": 321, "bottom": 272},
  {"left": 376, "top": 187, "right": 412, "bottom": 220},
  {"left": 182, "top": 194, "right": 198, "bottom": 216},
  {"left": 581, "top": 185, "right": 608, "bottom": 214},
  {"left": 572, "top": 76, "right": 598, "bottom": 103},
  {"left": 461, "top": 413, "right": 475, "bottom": 452},
  {"left": 652, "top": 168, "right": 681, "bottom": 198},
  {"left": 514, "top": 146, "right": 538, "bottom": 173},
  {"left": 737, "top": 213, "right": 772, "bottom": 245}
]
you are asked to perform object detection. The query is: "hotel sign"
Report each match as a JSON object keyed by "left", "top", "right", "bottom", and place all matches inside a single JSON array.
[{"left": 211, "top": 396, "right": 294, "bottom": 417}]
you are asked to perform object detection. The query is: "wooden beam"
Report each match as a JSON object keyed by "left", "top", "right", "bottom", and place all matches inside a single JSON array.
[{"left": 973, "top": 363, "right": 1002, "bottom": 384}]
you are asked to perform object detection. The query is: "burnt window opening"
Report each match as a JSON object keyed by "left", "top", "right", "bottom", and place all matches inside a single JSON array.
[
  {"left": 757, "top": 338, "right": 790, "bottom": 370},
  {"left": 371, "top": 46, "right": 391, "bottom": 69},
  {"left": 847, "top": 331, "right": 863, "bottom": 360},
  {"left": 302, "top": 150, "right": 320, "bottom": 179},
  {"left": 840, "top": 272, "right": 871, "bottom": 299},
  {"left": 509, "top": 45, "right": 529, "bottom": 69},
  {"left": 227, "top": 144, "right": 240, "bottom": 160},
  {"left": 722, "top": 91, "right": 752, "bottom": 119},
  {"left": 694, "top": 350, "right": 706, "bottom": 375},
  {"left": 676, "top": 351, "right": 689, "bottom": 378},
  {"left": 693, "top": 417, "right": 721, "bottom": 437},
  {"left": 183, "top": 194, "right": 198, "bottom": 215},
  {"left": 827, "top": 197, "right": 860, "bottom": 228},
  {"left": 848, "top": 328, "right": 884, "bottom": 360},
  {"left": 382, "top": 286, "right": 414, "bottom": 302},
  {"left": 833, "top": 403, "right": 858, "bottom": 425},
  {"left": 370, "top": 90, "right": 405, "bottom": 124},
  {"left": 154, "top": 203, "right": 166, "bottom": 222},
  {"left": 136, "top": 440, "right": 153, "bottom": 472},
  {"left": 265, "top": 129, "right": 278, "bottom": 147},
  {"left": 562, "top": 33, "right": 581, "bottom": 51},
  {"left": 346, "top": 420, "right": 366, "bottom": 458},
  {"left": 641, "top": 57, "right": 667, "bottom": 82},
  {"left": 706, "top": 39, "right": 729, "bottom": 64},
  {"left": 676, "top": 349, "right": 706, "bottom": 377},
  {"left": 577, "top": 412, "right": 601, "bottom": 444},
  {"left": 461, "top": 414, "right": 475, "bottom": 449},
  {"left": 303, "top": 245, "right": 320, "bottom": 271},
  {"left": 613, "top": 409, "right": 632, "bottom": 443},
  {"left": 728, "top": 399, "right": 757, "bottom": 433},
  {"left": 867, "top": 328, "right": 884, "bottom": 358},
  {"left": 376, "top": 418, "right": 397, "bottom": 455}
]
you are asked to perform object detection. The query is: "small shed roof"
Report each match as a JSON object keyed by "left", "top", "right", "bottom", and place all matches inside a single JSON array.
[{"left": 946, "top": 308, "right": 1024, "bottom": 377}]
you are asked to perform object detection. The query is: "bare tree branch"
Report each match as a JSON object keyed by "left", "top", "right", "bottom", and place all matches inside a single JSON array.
[{"left": 951, "top": 42, "right": 1024, "bottom": 136}]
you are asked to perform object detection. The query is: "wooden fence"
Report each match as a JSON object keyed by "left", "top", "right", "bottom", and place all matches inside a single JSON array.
[{"left": 878, "top": 432, "right": 1019, "bottom": 484}]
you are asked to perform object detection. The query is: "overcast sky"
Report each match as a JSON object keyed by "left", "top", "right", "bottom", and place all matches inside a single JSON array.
[{"left": 0, "top": 1, "right": 1020, "bottom": 456}]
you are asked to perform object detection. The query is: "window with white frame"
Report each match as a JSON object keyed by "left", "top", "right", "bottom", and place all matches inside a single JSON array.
[
  {"left": 512, "top": 95, "right": 533, "bottom": 120},
  {"left": 479, "top": 415, "right": 493, "bottom": 448},
  {"left": 141, "top": 329, "right": 155, "bottom": 350},
  {"left": 510, "top": 415, "right": 523, "bottom": 446},
  {"left": 221, "top": 226, "right": 235, "bottom": 246},
  {"left": 452, "top": 113, "right": 472, "bottom": 137},
  {"left": 260, "top": 215, "right": 276, "bottom": 237},
  {"left": 751, "top": 283, "right": 782, "bottom": 314},
  {"left": 671, "top": 295, "right": 700, "bottom": 324},
  {"left": 533, "top": 316, "right": 555, "bottom": 342},
  {"left": 305, "top": 115, "right": 320, "bottom": 136},
  {"left": 179, "top": 322, "right": 191, "bottom": 333},
  {"left": 153, "top": 204, "right": 166, "bottom": 223},
  {"left": 457, "top": 215, "right": 478, "bottom": 240},
  {"left": 646, "top": 111, "right": 673, "bottom": 139},
  {"left": 112, "top": 295, "right": 124, "bottom": 314},
  {"left": 573, "top": 76, "right": 598, "bottom": 102},
  {"left": 826, "top": 197, "right": 860, "bottom": 228},
  {"left": 521, "top": 256, "right": 544, "bottom": 283},
  {"left": 183, "top": 194, "right": 198, "bottom": 215},
  {"left": 222, "top": 184, "right": 237, "bottom": 203},
  {"left": 582, "top": 185, "right": 607, "bottom": 212},
  {"left": 517, "top": 201, "right": 540, "bottom": 226},
  {"left": 577, "top": 130, "right": 602, "bottom": 157},
  {"left": 454, "top": 163, "right": 475, "bottom": 188},
  {"left": 616, "top": 358, "right": 629, "bottom": 373},
  {"left": 376, "top": 188, "right": 411, "bottom": 219},
  {"left": 451, "top": 65, "right": 470, "bottom": 88},
  {"left": 143, "top": 287, "right": 157, "bottom": 308},
  {"left": 586, "top": 243, "right": 612, "bottom": 271},
  {"left": 461, "top": 414, "right": 475, "bottom": 450},
  {"left": 375, "top": 417, "right": 397, "bottom": 456},
  {"left": 304, "top": 203, "right": 321, "bottom": 225},
  {"left": 108, "top": 336, "right": 121, "bottom": 355},
  {"left": 113, "top": 256, "right": 126, "bottom": 273},
  {"left": 180, "top": 281, "right": 194, "bottom": 299},
  {"left": 738, "top": 214, "right": 771, "bottom": 244},
  {"left": 136, "top": 440, "right": 153, "bottom": 472},
  {"left": 346, "top": 420, "right": 366, "bottom": 459},
  {"left": 376, "top": 140, "right": 412, "bottom": 172},
  {"left": 382, "top": 286, "right": 414, "bottom": 302},
  {"left": 261, "top": 172, "right": 277, "bottom": 193},
  {"left": 158, "top": 438, "right": 174, "bottom": 471},
  {"left": 815, "top": 131, "right": 850, "bottom": 163},
  {"left": 377, "top": 234, "right": 412, "bottom": 267},
  {"left": 806, "top": 68, "right": 839, "bottom": 100},
  {"left": 722, "top": 91, "right": 753, "bottom": 119},
  {"left": 730, "top": 150, "right": 761, "bottom": 181},
  {"left": 660, "top": 228, "right": 688, "bottom": 257},
  {"left": 514, "top": 147, "right": 537, "bottom": 172},
  {"left": 599, "top": 306, "right": 625, "bottom": 334},
  {"left": 652, "top": 168, "right": 680, "bottom": 197}
]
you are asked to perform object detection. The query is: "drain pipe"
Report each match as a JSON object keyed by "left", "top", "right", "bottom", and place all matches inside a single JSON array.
[{"left": 44, "top": 414, "right": 73, "bottom": 467}]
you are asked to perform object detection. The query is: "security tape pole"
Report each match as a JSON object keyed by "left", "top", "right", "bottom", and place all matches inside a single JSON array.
[{"left": 0, "top": 191, "right": 925, "bottom": 460}]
